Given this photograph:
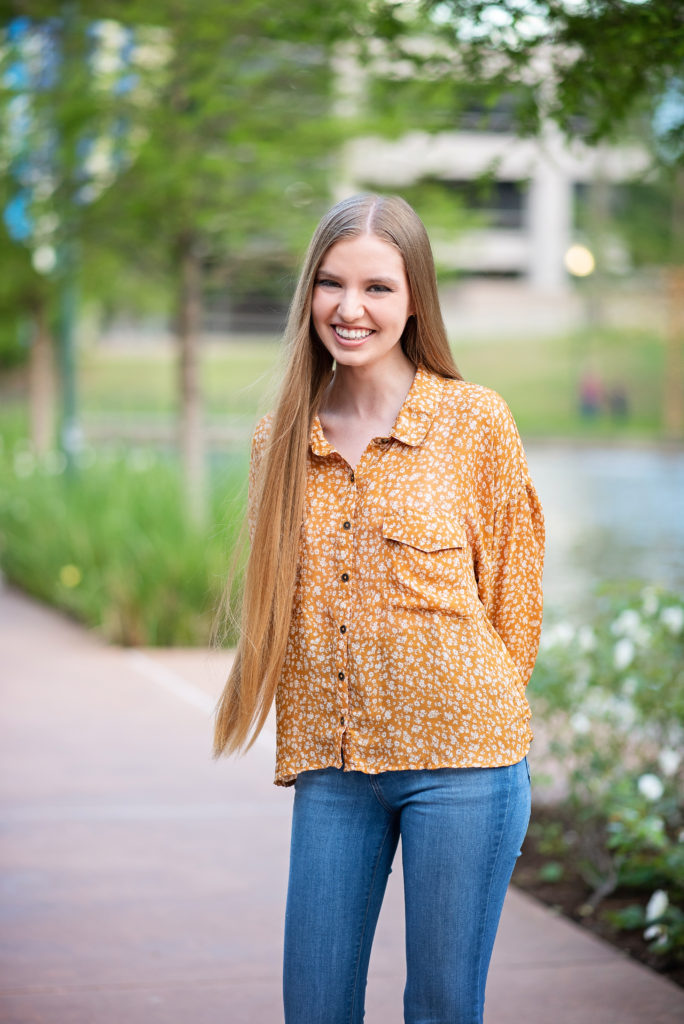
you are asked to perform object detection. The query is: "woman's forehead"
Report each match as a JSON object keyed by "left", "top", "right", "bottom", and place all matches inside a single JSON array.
[{"left": 318, "top": 233, "right": 407, "bottom": 275}]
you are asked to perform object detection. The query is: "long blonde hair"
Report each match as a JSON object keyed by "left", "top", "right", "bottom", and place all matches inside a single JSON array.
[{"left": 213, "top": 193, "right": 462, "bottom": 756}]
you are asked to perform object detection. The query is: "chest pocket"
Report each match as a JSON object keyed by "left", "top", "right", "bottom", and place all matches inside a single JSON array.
[{"left": 382, "top": 508, "right": 474, "bottom": 615}]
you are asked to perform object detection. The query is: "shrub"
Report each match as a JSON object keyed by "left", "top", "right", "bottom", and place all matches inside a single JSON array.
[
  {"left": 0, "top": 431, "right": 248, "bottom": 646},
  {"left": 531, "top": 588, "right": 684, "bottom": 961}
]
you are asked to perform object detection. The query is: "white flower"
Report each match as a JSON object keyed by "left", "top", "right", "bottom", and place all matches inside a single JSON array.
[
  {"left": 634, "top": 625, "right": 652, "bottom": 648},
  {"left": 643, "top": 923, "right": 668, "bottom": 947},
  {"left": 638, "top": 773, "right": 664, "bottom": 801},
  {"left": 611, "top": 609, "right": 642, "bottom": 638},
  {"left": 540, "top": 621, "right": 575, "bottom": 650},
  {"left": 577, "top": 625, "right": 597, "bottom": 652},
  {"left": 645, "top": 889, "right": 669, "bottom": 922},
  {"left": 641, "top": 586, "right": 659, "bottom": 617},
  {"left": 658, "top": 748, "right": 681, "bottom": 777},
  {"left": 660, "top": 605, "right": 684, "bottom": 635},
  {"left": 613, "top": 637, "right": 635, "bottom": 671},
  {"left": 570, "top": 712, "right": 591, "bottom": 735},
  {"left": 555, "top": 622, "right": 575, "bottom": 645}
]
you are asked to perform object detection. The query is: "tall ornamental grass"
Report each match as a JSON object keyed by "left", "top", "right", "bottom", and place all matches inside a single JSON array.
[{"left": 0, "top": 431, "right": 247, "bottom": 646}]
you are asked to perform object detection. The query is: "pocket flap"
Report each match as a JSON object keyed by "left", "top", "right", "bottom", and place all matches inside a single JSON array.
[{"left": 382, "top": 508, "right": 464, "bottom": 553}]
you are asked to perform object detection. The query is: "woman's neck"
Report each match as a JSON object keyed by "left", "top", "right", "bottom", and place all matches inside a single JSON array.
[{"left": 321, "top": 352, "right": 416, "bottom": 425}]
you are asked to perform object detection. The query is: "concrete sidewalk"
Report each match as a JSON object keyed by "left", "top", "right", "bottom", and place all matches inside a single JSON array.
[{"left": 1, "top": 585, "right": 682, "bottom": 1024}]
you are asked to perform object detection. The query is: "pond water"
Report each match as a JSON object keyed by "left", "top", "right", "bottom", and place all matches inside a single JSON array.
[{"left": 526, "top": 443, "right": 684, "bottom": 615}]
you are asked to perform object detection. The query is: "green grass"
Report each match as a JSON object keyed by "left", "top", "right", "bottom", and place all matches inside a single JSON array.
[
  {"left": 79, "top": 338, "right": 281, "bottom": 419},
  {"left": 72, "top": 327, "right": 668, "bottom": 441},
  {"left": 456, "top": 327, "right": 665, "bottom": 439}
]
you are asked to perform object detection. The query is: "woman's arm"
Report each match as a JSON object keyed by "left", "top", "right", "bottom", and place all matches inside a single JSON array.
[{"left": 476, "top": 395, "right": 545, "bottom": 686}]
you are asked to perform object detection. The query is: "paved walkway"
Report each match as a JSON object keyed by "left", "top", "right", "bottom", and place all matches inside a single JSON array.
[{"left": 1, "top": 585, "right": 682, "bottom": 1024}]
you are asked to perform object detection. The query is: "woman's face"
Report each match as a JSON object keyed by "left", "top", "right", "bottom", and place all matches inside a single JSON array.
[{"left": 312, "top": 233, "right": 413, "bottom": 372}]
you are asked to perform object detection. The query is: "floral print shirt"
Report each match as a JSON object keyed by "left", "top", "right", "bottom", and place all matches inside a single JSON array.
[{"left": 249, "top": 366, "right": 545, "bottom": 786}]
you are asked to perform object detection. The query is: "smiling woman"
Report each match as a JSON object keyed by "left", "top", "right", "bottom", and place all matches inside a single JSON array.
[
  {"left": 312, "top": 233, "right": 414, "bottom": 365},
  {"left": 312, "top": 233, "right": 417, "bottom": 467},
  {"left": 213, "top": 193, "right": 545, "bottom": 1024}
]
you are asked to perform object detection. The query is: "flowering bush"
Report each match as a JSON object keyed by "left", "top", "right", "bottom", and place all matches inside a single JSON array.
[{"left": 531, "top": 587, "right": 684, "bottom": 962}]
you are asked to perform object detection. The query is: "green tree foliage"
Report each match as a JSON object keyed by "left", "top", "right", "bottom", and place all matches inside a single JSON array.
[
  {"left": 0, "top": 0, "right": 390, "bottom": 516},
  {"left": 411, "top": 0, "right": 684, "bottom": 435},
  {"left": 417, "top": 1, "right": 683, "bottom": 131},
  {"left": 416, "top": 0, "right": 684, "bottom": 228}
]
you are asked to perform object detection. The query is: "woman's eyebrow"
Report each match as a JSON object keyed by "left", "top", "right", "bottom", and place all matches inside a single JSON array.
[{"left": 316, "top": 268, "right": 400, "bottom": 286}]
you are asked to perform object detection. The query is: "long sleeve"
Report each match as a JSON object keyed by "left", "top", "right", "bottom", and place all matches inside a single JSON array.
[
  {"left": 485, "top": 475, "right": 545, "bottom": 685},
  {"left": 476, "top": 397, "right": 545, "bottom": 686}
]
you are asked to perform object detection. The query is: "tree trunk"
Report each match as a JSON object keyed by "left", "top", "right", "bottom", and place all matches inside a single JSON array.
[
  {"left": 664, "top": 167, "right": 684, "bottom": 440},
  {"left": 177, "top": 238, "right": 207, "bottom": 524},
  {"left": 28, "top": 299, "right": 57, "bottom": 456}
]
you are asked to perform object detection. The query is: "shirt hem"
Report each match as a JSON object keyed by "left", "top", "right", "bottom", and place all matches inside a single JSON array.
[{"left": 274, "top": 739, "right": 532, "bottom": 787}]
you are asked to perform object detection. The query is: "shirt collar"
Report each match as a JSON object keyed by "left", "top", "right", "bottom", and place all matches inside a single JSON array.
[
  {"left": 310, "top": 415, "right": 335, "bottom": 457},
  {"left": 309, "top": 366, "right": 444, "bottom": 456},
  {"left": 390, "top": 365, "right": 444, "bottom": 447}
]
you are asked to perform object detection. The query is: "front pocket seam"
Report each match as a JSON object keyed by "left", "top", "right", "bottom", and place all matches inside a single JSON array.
[{"left": 382, "top": 508, "right": 466, "bottom": 553}]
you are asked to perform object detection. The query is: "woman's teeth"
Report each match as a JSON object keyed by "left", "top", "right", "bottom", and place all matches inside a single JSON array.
[{"left": 334, "top": 327, "right": 373, "bottom": 340}]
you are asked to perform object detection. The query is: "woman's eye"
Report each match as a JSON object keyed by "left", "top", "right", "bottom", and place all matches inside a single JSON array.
[
  {"left": 368, "top": 284, "right": 391, "bottom": 293},
  {"left": 316, "top": 278, "right": 339, "bottom": 288}
]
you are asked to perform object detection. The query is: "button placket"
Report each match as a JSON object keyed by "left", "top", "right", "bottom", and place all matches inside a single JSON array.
[{"left": 336, "top": 472, "right": 357, "bottom": 739}]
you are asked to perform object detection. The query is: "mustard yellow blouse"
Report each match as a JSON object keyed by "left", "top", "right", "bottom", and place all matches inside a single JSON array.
[{"left": 250, "top": 367, "right": 545, "bottom": 786}]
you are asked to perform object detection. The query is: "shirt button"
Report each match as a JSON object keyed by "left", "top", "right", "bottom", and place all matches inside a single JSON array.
[
  {"left": 340, "top": 715, "right": 345, "bottom": 726},
  {"left": 341, "top": 573, "right": 349, "bottom": 582},
  {"left": 342, "top": 520, "right": 351, "bottom": 530},
  {"left": 338, "top": 671, "right": 345, "bottom": 681},
  {"left": 350, "top": 472, "right": 355, "bottom": 483},
  {"left": 340, "top": 625, "right": 346, "bottom": 634}
]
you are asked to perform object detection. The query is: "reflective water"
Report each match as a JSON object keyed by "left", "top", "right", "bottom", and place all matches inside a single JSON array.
[{"left": 527, "top": 444, "right": 684, "bottom": 613}]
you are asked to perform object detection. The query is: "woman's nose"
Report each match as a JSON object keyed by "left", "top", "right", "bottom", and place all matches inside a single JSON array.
[{"left": 337, "top": 290, "right": 364, "bottom": 321}]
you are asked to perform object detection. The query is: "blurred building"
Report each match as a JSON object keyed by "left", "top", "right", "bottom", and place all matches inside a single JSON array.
[{"left": 333, "top": 85, "right": 651, "bottom": 336}]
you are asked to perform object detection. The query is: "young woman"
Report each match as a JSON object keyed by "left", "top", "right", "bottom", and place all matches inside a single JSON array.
[{"left": 214, "top": 193, "right": 545, "bottom": 1024}]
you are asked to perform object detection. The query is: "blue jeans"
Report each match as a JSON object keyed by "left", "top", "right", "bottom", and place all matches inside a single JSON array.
[{"left": 283, "top": 759, "right": 530, "bottom": 1024}]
